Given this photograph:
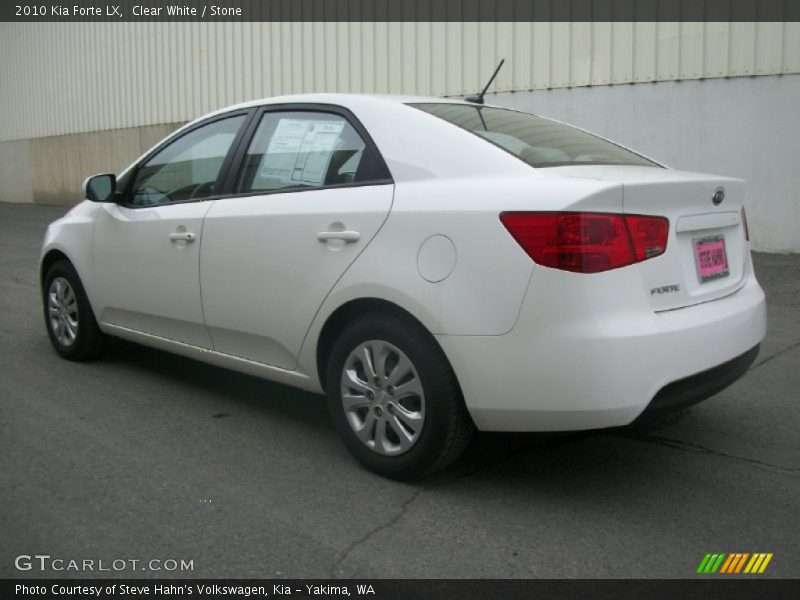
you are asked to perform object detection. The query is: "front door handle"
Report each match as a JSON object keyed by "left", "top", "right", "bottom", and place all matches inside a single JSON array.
[
  {"left": 317, "top": 230, "right": 361, "bottom": 243},
  {"left": 168, "top": 231, "right": 196, "bottom": 242}
]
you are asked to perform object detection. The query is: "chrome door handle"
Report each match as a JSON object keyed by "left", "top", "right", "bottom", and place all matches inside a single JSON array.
[
  {"left": 317, "top": 230, "right": 361, "bottom": 243},
  {"left": 168, "top": 231, "right": 196, "bottom": 242}
]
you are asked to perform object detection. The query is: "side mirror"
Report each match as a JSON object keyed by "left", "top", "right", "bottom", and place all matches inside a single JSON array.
[{"left": 84, "top": 173, "right": 116, "bottom": 203}]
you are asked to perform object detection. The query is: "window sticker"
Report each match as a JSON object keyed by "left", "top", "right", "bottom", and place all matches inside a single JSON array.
[{"left": 260, "top": 119, "right": 345, "bottom": 186}]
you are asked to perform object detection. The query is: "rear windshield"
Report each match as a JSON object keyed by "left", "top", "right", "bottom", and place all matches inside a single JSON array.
[{"left": 410, "top": 103, "right": 659, "bottom": 169}]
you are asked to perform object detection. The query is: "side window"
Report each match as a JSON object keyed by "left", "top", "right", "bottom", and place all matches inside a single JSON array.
[
  {"left": 237, "top": 111, "right": 389, "bottom": 194},
  {"left": 129, "top": 115, "right": 246, "bottom": 207}
]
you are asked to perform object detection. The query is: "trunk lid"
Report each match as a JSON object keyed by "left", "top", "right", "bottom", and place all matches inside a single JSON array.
[{"left": 549, "top": 165, "right": 749, "bottom": 311}]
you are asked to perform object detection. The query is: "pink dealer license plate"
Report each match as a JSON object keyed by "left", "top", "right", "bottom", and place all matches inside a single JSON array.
[{"left": 693, "top": 235, "right": 729, "bottom": 283}]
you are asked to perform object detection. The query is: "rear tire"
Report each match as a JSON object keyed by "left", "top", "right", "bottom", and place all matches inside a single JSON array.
[
  {"left": 42, "top": 259, "right": 108, "bottom": 361},
  {"left": 326, "top": 311, "right": 474, "bottom": 479}
]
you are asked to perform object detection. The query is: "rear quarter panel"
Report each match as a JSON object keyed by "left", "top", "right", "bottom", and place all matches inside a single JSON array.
[{"left": 296, "top": 174, "right": 623, "bottom": 384}]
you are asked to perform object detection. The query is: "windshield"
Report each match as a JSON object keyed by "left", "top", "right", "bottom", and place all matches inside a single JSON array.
[{"left": 410, "top": 103, "right": 659, "bottom": 169}]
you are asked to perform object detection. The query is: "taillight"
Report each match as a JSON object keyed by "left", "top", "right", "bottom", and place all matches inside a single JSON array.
[
  {"left": 500, "top": 212, "right": 669, "bottom": 273},
  {"left": 741, "top": 207, "right": 750, "bottom": 241}
]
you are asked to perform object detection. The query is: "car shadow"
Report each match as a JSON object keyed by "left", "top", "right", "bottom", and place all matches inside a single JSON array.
[
  {"left": 104, "top": 337, "right": 694, "bottom": 488},
  {"left": 105, "top": 338, "right": 334, "bottom": 430}
]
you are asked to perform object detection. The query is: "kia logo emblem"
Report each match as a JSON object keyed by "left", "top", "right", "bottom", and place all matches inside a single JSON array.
[{"left": 712, "top": 187, "right": 725, "bottom": 205}]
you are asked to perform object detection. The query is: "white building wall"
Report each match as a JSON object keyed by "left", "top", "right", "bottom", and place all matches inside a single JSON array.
[
  {"left": 1, "top": 21, "right": 798, "bottom": 251},
  {"left": 1, "top": 21, "right": 799, "bottom": 141}
]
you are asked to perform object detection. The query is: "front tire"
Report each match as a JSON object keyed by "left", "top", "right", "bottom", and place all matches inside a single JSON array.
[
  {"left": 326, "top": 312, "right": 474, "bottom": 479},
  {"left": 43, "top": 259, "right": 108, "bottom": 361}
]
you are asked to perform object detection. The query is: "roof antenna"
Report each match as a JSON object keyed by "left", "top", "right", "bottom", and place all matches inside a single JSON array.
[{"left": 465, "top": 59, "right": 505, "bottom": 105}]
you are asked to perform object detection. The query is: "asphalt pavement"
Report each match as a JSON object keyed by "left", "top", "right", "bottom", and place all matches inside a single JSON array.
[{"left": 1, "top": 202, "right": 798, "bottom": 579}]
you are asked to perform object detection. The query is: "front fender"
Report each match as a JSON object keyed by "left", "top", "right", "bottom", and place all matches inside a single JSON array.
[{"left": 40, "top": 201, "right": 100, "bottom": 304}]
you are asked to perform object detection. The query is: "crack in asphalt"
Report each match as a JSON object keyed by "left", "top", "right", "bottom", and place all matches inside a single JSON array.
[
  {"left": 328, "top": 484, "right": 427, "bottom": 579},
  {"left": 614, "top": 431, "right": 799, "bottom": 476},
  {"left": 327, "top": 438, "right": 577, "bottom": 578},
  {"left": 750, "top": 339, "right": 800, "bottom": 370}
]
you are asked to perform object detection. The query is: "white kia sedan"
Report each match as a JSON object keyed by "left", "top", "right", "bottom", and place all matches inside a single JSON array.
[{"left": 41, "top": 94, "right": 766, "bottom": 478}]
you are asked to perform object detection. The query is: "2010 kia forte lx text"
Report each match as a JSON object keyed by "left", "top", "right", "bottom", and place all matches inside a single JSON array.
[{"left": 40, "top": 94, "right": 766, "bottom": 478}]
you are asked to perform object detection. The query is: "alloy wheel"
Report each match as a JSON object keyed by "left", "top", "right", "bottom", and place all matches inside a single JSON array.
[
  {"left": 48, "top": 277, "right": 79, "bottom": 347},
  {"left": 340, "top": 340, "right": 426, "bottom": 456}
]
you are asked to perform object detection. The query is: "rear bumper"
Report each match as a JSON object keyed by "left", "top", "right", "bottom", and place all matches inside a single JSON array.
[
  {"left": 436, "top": 268, "right": 767, "bottom": 432},
  {"left": 632, "top": 343, "right": 759, "bottom": 424}
]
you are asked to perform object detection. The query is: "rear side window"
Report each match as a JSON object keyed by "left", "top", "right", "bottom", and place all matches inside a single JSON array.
[
  {"left": 411, "top": 103, "right": 658, "bottom": 169},
  {"left": 237, "top": 111, "right": 390, "bottom": 194}
]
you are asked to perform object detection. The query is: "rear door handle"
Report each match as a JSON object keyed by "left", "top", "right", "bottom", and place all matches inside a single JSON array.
[
  {"left": 168, "top": 231, "right": 196, "bottom": 242},
  {"left": 317, "top": 230, "right": 361, "bottom": 243}
]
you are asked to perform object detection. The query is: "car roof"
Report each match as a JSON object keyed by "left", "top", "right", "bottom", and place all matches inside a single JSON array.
[{"left": 200, "top": 93, "right": 472, "bottom": 119}]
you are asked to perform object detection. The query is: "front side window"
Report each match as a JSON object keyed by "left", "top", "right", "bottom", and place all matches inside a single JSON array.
[
  {"left": 237, "top": 111, "right": 389, "bottom": 194},
  {"left": 411, "top": 103, "right": 658, "bottom": 169},
  {"left": 128, "top": 115, "right": 246, "bottom": 207}
]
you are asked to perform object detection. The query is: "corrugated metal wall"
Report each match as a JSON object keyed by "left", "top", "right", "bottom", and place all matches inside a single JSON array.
[{"left": 1, "top": 21, "right": 799, "bottom": 142}]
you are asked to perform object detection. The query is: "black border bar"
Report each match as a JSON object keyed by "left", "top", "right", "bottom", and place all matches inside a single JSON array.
[
  {"left": 3, "top": 1, "right": 800, "bottom": 23},
  {"left": 4, "top": 579, "right": 800, "bottom": 600}
]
